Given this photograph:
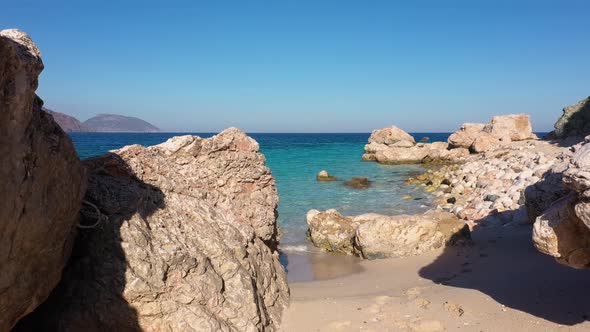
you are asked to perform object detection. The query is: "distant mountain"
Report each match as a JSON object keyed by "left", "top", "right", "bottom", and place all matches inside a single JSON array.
[
  {"left": 43, "top": 108, "right": 95, "bottom": 132},
  {"left": 82, "top": 114, "right": 160, "bottom": 133}
]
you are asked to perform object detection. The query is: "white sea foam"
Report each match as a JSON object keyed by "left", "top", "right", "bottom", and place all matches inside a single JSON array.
[{"left": 280, "top": 244, "right": 311, "bottom": 252}]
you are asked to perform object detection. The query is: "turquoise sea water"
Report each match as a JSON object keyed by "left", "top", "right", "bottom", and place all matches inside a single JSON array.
[{"left": 70, "top": 132, "right": 450, "bottom": 246}]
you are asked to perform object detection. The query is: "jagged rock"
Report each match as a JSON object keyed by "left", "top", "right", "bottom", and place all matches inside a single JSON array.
[
  {"left": 553, "top": 96, "right": 590, "bottom": 139},
  {"left": 0, "top": 29, "right": 85, "bottom": 330},
  {"left": 354, "top": 211, "right": 470, "bottom": 259},
  {"left": 15, "top": 129, "right": 289, "bottom": 331},
  {"left": 368, "top": 125, "right": 415, "bottom": 145},
  {"left": 448, "top": 123, "right": 486, "bottom": 149},
  {"left": 533, "top": 141, "right": 590, "bottom": 268},
  {"left": 316, "top": 170, "right": 337, "bottom": 181},
  {"left": 483, "top": 114, "right": 536, "bottom": 141},
  {"left": 306, "top": 209, "right": 470, "bottom": 259}
]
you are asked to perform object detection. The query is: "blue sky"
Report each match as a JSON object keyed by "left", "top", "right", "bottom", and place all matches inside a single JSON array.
[{"left": 2, "top": 0, "right": 589, "bottom": 132}]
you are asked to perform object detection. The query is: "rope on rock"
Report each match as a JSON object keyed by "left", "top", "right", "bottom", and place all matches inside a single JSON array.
[{"left": 78, "top": 200, "right": 106, "bottom": 229}]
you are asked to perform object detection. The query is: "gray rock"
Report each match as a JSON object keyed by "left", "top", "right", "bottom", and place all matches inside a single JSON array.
[
  {"left": 0, "top": 29, "right": 85, "bottom": 331},
  {"left": 553, "top": 96, "right": 590, "bottom": 139}
]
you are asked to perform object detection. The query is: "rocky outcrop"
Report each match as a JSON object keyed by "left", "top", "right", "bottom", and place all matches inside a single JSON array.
[
  {"left": 533, "top": 139, "right": 590, "bottom": 268},
  {"left": 15, "top": 129, "right": 289, "bottom": 331},
  {"left": 553, "top": 96, "right": 590, "bottom": 139},
  {"left": 367, "top": 125, "right": 415, "bottom": 146},
  {"left": 43, "top": 108, "right": 94, "bottom": 132},
  {"left": 306, "top": 209, "right": 470, "bottom": 259},
  {"left": 448, "top": 114, "right": 536, "bottom": 153},
  {"left": 0, "top": 29, "right": 85, "bottom": 330},
  {"left": 363, "top": 140, "right": 469, "bottom": 164},
  {"left": 316, "top": 170, "right": 337, "bottom": 181}
]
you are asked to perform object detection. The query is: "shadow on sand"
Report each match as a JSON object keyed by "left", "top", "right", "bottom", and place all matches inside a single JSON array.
[
  {"left": 419, "top": 210, "right": 590, "bottom": 326},
  {"left": 13, "top": 153, "right": 165, "bottom": 331}
]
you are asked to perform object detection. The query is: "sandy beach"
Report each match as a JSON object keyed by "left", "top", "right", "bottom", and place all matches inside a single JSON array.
[{"left": 281, "top": 224, "right": 590, "bottom": 332}]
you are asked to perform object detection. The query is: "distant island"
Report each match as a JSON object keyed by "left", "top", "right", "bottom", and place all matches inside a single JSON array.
[{"left": 43, "top": 109, "right": 160, "bottom": 133}]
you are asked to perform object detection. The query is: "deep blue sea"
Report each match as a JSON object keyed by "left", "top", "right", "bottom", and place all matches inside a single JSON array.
[{"left": 70, "top": 132, "right": 450, "bottom": 246}]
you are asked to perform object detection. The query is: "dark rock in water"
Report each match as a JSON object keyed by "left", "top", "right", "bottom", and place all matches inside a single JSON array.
[
  {"left": 420, "top": 137, "right": 430, "bottom": 142},
  {"left": 83, "top": 113, "right": 160, "bottom": 132},
  {"left": 553, "top": 96, "right": 590, "bottom": 139},
  {"left": 441, "top": 178, "right": 452, "bottom": 186},
  {"left": 14, "top": 129, "right": 289, "bottom": 331},
  {"left": 447, "top": 197, "right": 457, "bottom": 204},
  {"left": 0, "top": 29, "right": 85, "bottom": 331},
  {"left": 484, "top": 194, "right": 500, "bottom": 202},
  {"left": 345, "top": 177, "right": 372, "bottom": 189}
]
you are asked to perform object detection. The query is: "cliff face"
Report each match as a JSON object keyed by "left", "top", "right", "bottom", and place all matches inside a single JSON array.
[
  {"left": 43, "top": 108, "right": 95, "bottom": 132},
  {"left": 0, "top": 29, "right": 85, "bottom": 330},
  {"left": 15, "top": 129, "right": 289, "bottom": 331},
  {"left": 553, "top": 97, "right": 590, "bottom": 139},
  {"left": 83, "top": 113, "right": 160, "bottom": 132}
]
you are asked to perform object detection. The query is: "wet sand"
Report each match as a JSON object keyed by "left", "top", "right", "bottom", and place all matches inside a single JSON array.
[{"left": 281, "top": 224, "right": 590, "bottom": 332}]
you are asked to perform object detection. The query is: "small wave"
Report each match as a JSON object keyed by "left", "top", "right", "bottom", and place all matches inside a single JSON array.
[{"left": 280, "top": 244, "right": 311, "bottom": 252}]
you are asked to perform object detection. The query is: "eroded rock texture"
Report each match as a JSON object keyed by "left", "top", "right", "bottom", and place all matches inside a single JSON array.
[
  {"left": 0, "top": 29, "right": 85, "bottom": 330},
  {"left": 553, "top": 96, "right": 590, "bottom": 139},
  {"left": 533, "top": 140, "right": 590, "bottom": 268},
  {"left": 16, "top": 129, "right": 289, "bottom": 331}
]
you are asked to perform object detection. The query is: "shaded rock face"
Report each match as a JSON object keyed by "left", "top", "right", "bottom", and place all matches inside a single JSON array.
[
  {"left": 533, "top": 140, "right": 590, "bottom": 268},
  {"left": 306, "top": 209, "right": 470, "bottom": 259},
  {"left": 43, "top": 108, "right": 94, "bottom": 132},
  {"left": 0, "top": 29, "right": 85, "bottom": 330},
  {"left": 16, "top": 129, "right": 289, "bottom": 331},
  {"left": 553, "top": 97, "right": 590, "bottom": 139}
]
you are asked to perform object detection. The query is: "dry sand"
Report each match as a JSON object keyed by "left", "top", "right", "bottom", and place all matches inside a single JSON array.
[{"left": 281, "top": 224, "right": 590, "bottom": 332}]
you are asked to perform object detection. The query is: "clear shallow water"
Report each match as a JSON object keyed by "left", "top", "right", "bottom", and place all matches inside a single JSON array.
[{"left": 70, "top": 132, "right": 451, "bottom": 246}]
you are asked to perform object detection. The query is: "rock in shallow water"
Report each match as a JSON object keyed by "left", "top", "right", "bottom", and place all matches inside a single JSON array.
[
  {"left": 345, "top": 176, "right": 372, "bottom": 189},
  {"left": 15, "top": 129, "right": 289, "bottom": 331},
  {"left": 0, "top": 29, "right": 85, "bottom": 331}
]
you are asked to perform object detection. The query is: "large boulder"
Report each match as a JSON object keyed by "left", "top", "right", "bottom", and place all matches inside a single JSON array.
[
  {"left": 307, "top": 209, "right": 470, "bottom": 259},
  {"left": 483, "top": 114, "right": 536, "bottom": 141},
  {"left": 533, "top": 140, "right": 590, "bottom": 268},
  {"left": 448, "top": 123, "right": 486, "bottom": 149},
  {"left": 368, "top": 125, "right": 415, "bottom": 146},
  {"left": 553, "top": 96, "right": 590, "bottom": 139},
  {"left": 354, "top": 211, "right": 470, "bottom": 259},
  {"left": 0, "top": 29, "right": 85, "bottom": 330},
  {"left": 15, "top": 129, "right": 289, "bottom": 331},
  {"left": 370, "top": 142, "right": 469, "bottom": 165}
]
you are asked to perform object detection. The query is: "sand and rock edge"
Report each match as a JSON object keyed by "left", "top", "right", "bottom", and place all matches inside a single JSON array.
[{"left": 1, "top": 29, "right": 288, "bottom": 332}]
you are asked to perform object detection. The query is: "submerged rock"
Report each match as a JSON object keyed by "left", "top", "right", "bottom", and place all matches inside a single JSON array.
[
  {"left": 345, "top": 176, "right": 372, "bottom": 189},
  {"left": 307, "top": 209, "right": 470, "bottom": 259},
  {"left": 0, "top": 29, "right": 85, "bottom": 330},
  {"left": 15, "top": 129, "right": 289, "bottom": 331}
]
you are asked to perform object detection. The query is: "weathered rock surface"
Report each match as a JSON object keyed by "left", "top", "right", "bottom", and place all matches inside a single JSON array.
[
  {"left": 306, "top": 209, "right": 470, "bottom": 259},
  {"left": 533, "top": 140, "right": 590, "bottom": 268},
  {"left": 363, "top": 140, "right": 469, "bottom": 164},
  {"left": 553, "top": 96, "right": 590, "bottom": 139},
  {"left": 368, "top": 125, "right": 415, "bottom": 146},
  {"left": 0, "top": 29, "right": 85, "bottom": 330},
  {"left": 354, "top": 211, "right": 470, "bottom": 259},
  {"left": 484, "top": 114, "right": 536, "bottom": 141},
  {"left": 448, "top": 123, "right": 486, "bottom": 149},
  {"left": 15, "top": 129, "right": 289, "bottom": 331}
]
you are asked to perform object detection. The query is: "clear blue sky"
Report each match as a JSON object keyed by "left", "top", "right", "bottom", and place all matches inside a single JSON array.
[{"left": 2, "top": 0, "right": 589, "bottom": 132}]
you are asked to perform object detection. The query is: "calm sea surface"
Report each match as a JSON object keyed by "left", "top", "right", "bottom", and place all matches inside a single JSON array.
[{"left": 70, "top": 132, "right": 451, "bottom": 246}]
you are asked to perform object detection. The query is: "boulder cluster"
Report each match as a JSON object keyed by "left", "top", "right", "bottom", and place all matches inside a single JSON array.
[
  {"left": 1, "top": 29, "right": 288, "bottom": 331},
  {"left": 363, "top": 114, "right": 537, "bottom": 164}
]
